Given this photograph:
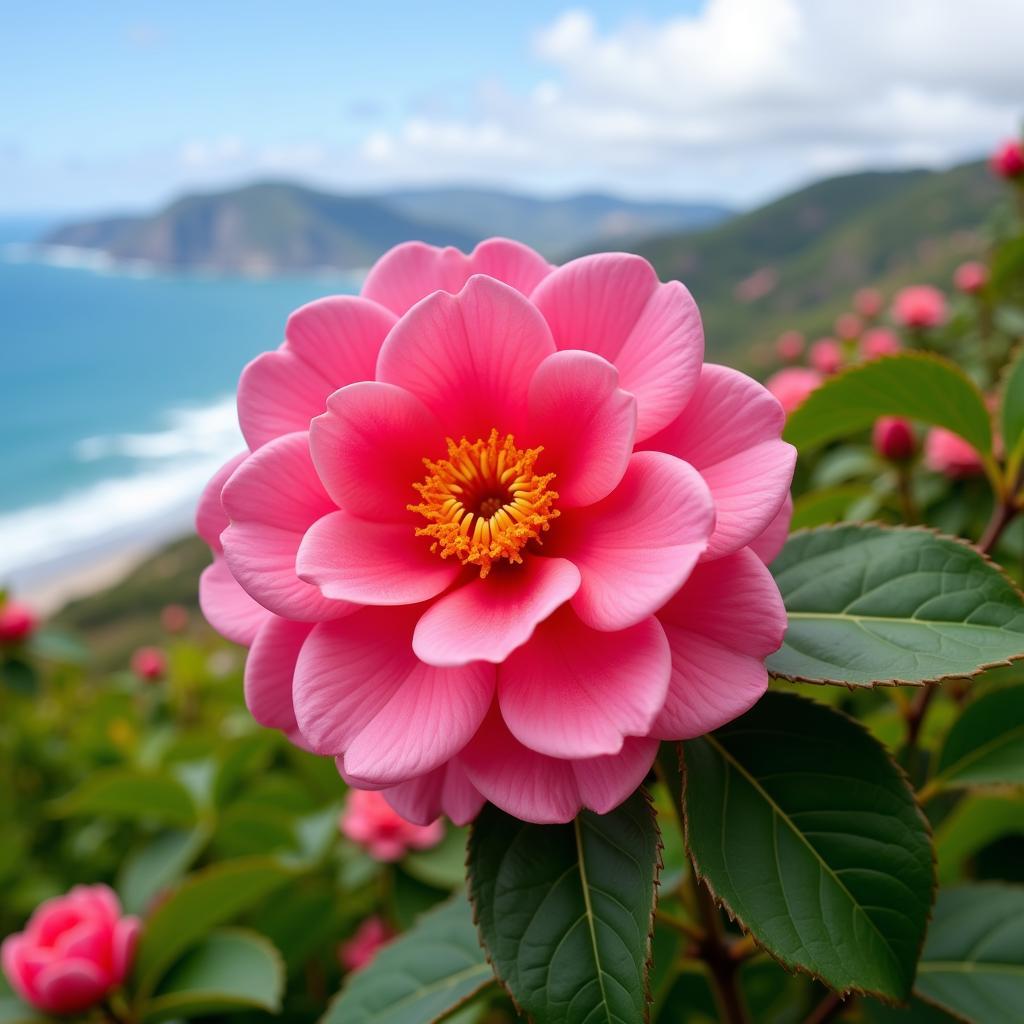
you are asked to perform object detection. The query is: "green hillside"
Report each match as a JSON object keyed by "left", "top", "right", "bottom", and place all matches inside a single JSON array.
[{"left": 614, "top": 160, "right": 1004, "bottom": 361}]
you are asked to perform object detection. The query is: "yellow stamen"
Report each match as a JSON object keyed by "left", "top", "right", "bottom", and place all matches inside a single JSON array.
[{"left": 410, "top": 429, "right": 559, "bottom": 577}]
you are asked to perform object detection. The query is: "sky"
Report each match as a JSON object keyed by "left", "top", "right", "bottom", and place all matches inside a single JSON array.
[{"left": 3, "top": 0, "right": 1023, "bottom": 216}]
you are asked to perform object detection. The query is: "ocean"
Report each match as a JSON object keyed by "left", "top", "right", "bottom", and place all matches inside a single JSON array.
[{"left": 0, "top": 234, "right": 357, "bottom": 589}]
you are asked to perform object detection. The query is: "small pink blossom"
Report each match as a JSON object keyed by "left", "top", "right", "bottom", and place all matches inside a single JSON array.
[
  {"left": 873, "top": 417, "right": 915, "bottom": 462},
  {"left": 853, "top": 288, "right": 883, "bottom": 319},
  {"left": 860, "top": 328, "right": 902, "bottom": 360},
  {"left": 339, "top": 916, "right": 394, "bottom": 972},
  {"left": 834, "top": 313, "right": 863, "bottom": 340},
  {"left": 892, "top": 286, "right": 947, "bottom": 329},
  {"left": 0, "top": 599, "right": 37, "bottom": 643},
  {"left": 1, "top": 885, "right": 140, "bottom": 1016},
  {"left": 775, "top": 330, "right": 805, "bottom": 362},
  {"left": 131, "top": 646, "right": 166, "bottom": 682},
  {"left": 809, "top": 338, "right": 842, "bottom": 374},
  {"left": 160, "top": 604, "right": 189, "bottom": 634},
  {"left": 991, "top": 139, "right": 1024, "bottom": 180},
  {"left": 954, "top": 261, "right": 988, "bottom": 295},
  {"left": 765, "top": 367, "right": 823, "bottom": 415},
  {"left": 924, "top": 428, "right": 985, "bottom": 478},
  {"left": 340, "top": 789, "right": 443, "bottom": 861}
]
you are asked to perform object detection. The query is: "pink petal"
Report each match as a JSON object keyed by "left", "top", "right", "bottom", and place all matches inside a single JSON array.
[
  {"left": 310, "top": 382, "right": 443, "bottom": 522},
  {"left": 221, "top": 433, "right": 355, "bottom": 621},
  {"left": 643, "top": 364, "right": 796, "bottom": 559},
  {"left": 498, "top": 607, "right": 670, "bottom": 758},
  {"left": 530, "top": 253, "right": 703, "bottom": 441},
  {"left": 198, "top": 558, "right": 272, "bottom": 647},
  {"left": 35, "top": 959, "right": 109, "bottom": 1015},
  {"left": 412, "top": 557, "right": 581, "bottom": 667},
  {"left": 54, "top": 921, "right": 107, "bottom": 966},
  {"left": 749, "top": 493, "right": 792, "bottom": 564},
  {"left": 376, "top": 276, "right": 556, "bottom": 441},
  {"left": 653, "top": 548, "right": 786, "bottom": 739},
  {"left": 525, "top": 350, "right": 637, "bottom": 508},
  {"left": 110, "top": 917, "right": 140, "bottom": 985},
  {"left": 244, "top": 617, "right": 314, "bottom": 732},
  {"left": 2, "top": 935, "right": 39, "bottom": 1006},
  {"left": 361, "top": 237, "right": 552, "bottom": 317},
  {"left": 196, "top": 452, "right": 247, "bottom": 554},
  {"left": 293, "top": 606, "right": 495, "bottom": 783},
  {"left": 552, "top": 451, "right": 715, "bottom": 631},
  {"left": 380, "top": 763, "right": 486, "bottom": 827},
  {"left": 297, "top": 510, "right": 460, "bottom": 605},
  {"left": 460, "top": 705, "right": 659, "bottom": 824},
  {"left": 238, "top": 296, "right": 396, "bottom": 450}
]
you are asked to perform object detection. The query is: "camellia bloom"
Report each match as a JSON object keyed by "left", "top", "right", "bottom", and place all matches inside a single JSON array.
[
  {"left": 197, "top": 238, "right": 794, "bottom": 824},
  {"left": 854, "top": 287, "right": 883, "bottom": 319},
  {"left": 954, "top": 261, "right": 988, "bottom": 295},
  {"left": 775, "top": 330, "right": 804, "bottom": 362},
  {"left": 1, "top": 885, "right": 140, "bottom": 1016},
  {"left": 131, "top": 646, "right": 166, "bottom": 682},
  {"left": 339, "top": 916, "right": 394, "bottom": 972},
  {"left": 764, "top": 367, "right": 823, "bottom": 415},
  {"left": 892, "top": 286, "right": 947, "bottom": 329},
  {"left": 0, "top": 599, "right": 37, "bottom": 643},
  {"left": 991, "top": 139, "right": 1024, "bottom": 180},
  {"left": 340, "top": 789, "right": 443, "bottom": 861},
  {"left": 873, "top": 417, "right": 915, "bottom": 462},
  {"left": 860, "top": 327, "right": 902, "bottom": 361},
  {"left": 924, "top": 428, "right": 985, "bottom": 479},
  {"left": 834, "top": 312, "right": 862, "bottom": 340},
  {"left": 809, "top": 338, "right": 842, "bottom": 375}
]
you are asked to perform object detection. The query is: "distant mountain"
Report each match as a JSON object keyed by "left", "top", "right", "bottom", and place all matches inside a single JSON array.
[
  {"left": 42, "top": 182, "right": 730, "bottom": 274},
  {"left": 382, "top": 187, "right": 729, "bottom": 256},
  {"left": 605, "top": 160, "right": 1003, "bottom": 361}
]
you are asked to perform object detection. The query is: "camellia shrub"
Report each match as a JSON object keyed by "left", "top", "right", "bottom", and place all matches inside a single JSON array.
[{"left": 3, "top": 133, "right": 1024, "bottom": 1024}]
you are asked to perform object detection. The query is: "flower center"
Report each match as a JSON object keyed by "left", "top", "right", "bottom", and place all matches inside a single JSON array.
[{"left": 410, "top": 428, "right": 559, "bottom": 578}]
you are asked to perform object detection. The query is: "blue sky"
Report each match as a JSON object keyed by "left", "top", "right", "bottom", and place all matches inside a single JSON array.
[{"left": 2, "top": 1, "right": 1020, "bottom": 215}]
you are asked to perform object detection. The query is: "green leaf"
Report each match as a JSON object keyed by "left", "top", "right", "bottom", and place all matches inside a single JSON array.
[
  {"left": 1001, "top": 346, "right": 1024, "bottom": 474},
  {"left": 784, "top": 352, "right": 993, "bottom": 459},
  {"left": 791, "top": 484, "right": 872, "bottom": 531},
  {"left": 683, "top": 692, "right": 934, "bottom": 1001},
  {"left": 141, "top": 928, "right": 284, "bottom": 1023},
  {"left": 52, "top": 769, "right": 198, "bottom": 826},
  {"left": 468, "top": 790, "right": 660, "bottom": 1024},
  {"left": 768, "top": 525, "right": 1024, "bottom": 685},
  {"left": 933, "top": 795, "right": 1024, "bottom": 884},
  {"left": 322, "top": 895, "right": 493, "bottom": 1024},
  {"left": 0, "top": 997, "right": 49, "bottom": 1024},
  {"left": 118, "top": 827, "right": 210, "bottom": 915},
  {"left": 403, "top": 826, "right": 468, "bottom": 890},
  {"left": 915, "top": 884, "right": 1024, "bottom": 1023},
  {"left": 930, "top": 685, "right": 1024, "bottom": 793},
  {"left": 133, "top": 856, "right": 292, "bottom": 997},
  {"left": 0, "top": 658, "right": 38, "bottom": 696}
]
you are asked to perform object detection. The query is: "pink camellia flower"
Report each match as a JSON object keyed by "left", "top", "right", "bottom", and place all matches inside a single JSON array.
[
  {"left": 892, "top": 285, "right": 947, "bottom": 329},
  {"left": 340, "top": 789, "right": 443, "bottom": 861},
  {"left": 0, "top": 599, "right": 37, "bottom": 643},
  {"left": 954, "top": 261, "right": 988, "bottom": 295},
  {"left": 991, "top": 139, "right": 1024, "bottom": 180},
  {"left": 924, "top": 428, "right": 985, "bottom": 478},
  {"left": 834, "top": 312, "right": 862, "bottom": 340},
  {"left": 764, "top": 367, "right": 823, "bottom": 415},
  {"left": 1, "top": 885, "right": 140, "bottom": 1016},
  {"left": 873, "top": 417, "right": 916, "bottom": 462},
  {"left": 196, "top": 238, "right": 794, "bottom": 825},
  {"left": 854, "top": 288, "right": 883, "bottom": 319},
  {"left": 860, "top": 327, "right": 902, "bottom": 360},
  {"left": 339, "top": 916, "right": 394, "bottom": 972},
  {"left": 775, "top": 330, "right": 804, "bottom": 362},
  {"left": 131, "top": 646, "right": 166, "bottom": 682},
  {"left": 809, "top": 338, "right": 842, "bottom": 374}
]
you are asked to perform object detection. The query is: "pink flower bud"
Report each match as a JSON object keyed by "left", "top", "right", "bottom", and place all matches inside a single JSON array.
[
  {"left": 131, "top": 646, "right": 166, "bottom": 682},
  {"left": 339, "top": 789, "right": 443, "bottom": 862},
  {"left": 834, "top": 312, "right": 863, "bottom": 340},
  {"left": 873, "top": 417, "right": 915, "bottom": 462},
  {"left": 809, "top": 338, "right": 842, "bottom": 375},
  {"left": 1, "top": 885, "right": 140, "bottom": 1016},
  {"left": 339, "top": 916, "right": 394, "bottom": 972},
  {"left": 924, "top": 428, "right": 985, "bottom": 478},
  {"left": 765, "top": 367, "right": 823, "bottom": 415},
  {"left": 0, "top": 600, "right": 37, "bottom": 643},
  {"left": 854, "top": 288, "right": 883, "bottom": 318},
  {"left": 860, "top": 328, "right": 902, "bottom": 360},
  {"left": 775, "top": 330, "right": 805, "bottom": 362},
  {"left": 991, "top": 139, "right": 1024, "bottom": 180},
  {"left": 891, "top": 286, "right": 947, "bottom": 329},
  {"left": 953, "top": 261, "right": 988, "bottom": 295},
  {"left": 160, "top": 604, "right": 189, "bottom": 634}
]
